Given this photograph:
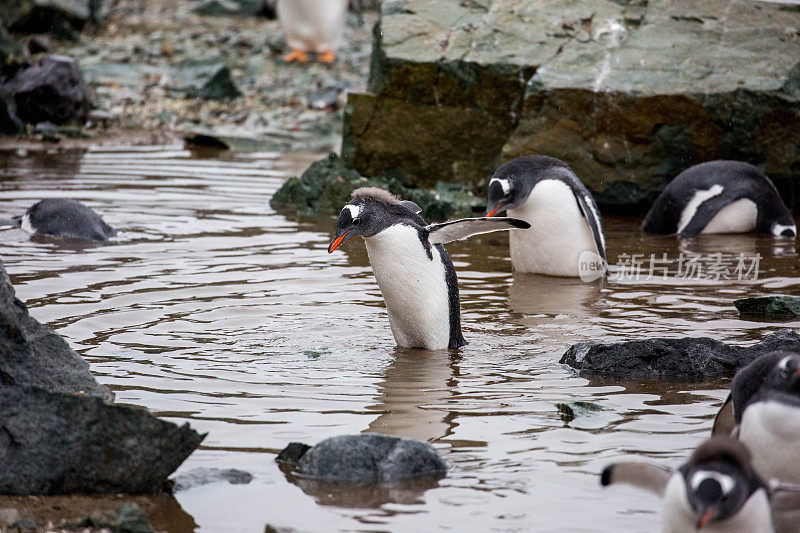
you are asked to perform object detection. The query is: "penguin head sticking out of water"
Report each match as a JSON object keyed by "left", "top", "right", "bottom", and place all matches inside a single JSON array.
[
  {"left": 328, "top": 187, "right": 530, "bottom": 350},
  {"left": 483, "top": 155, "right": 606, "bottom": 277},
  {"left": 601, "top": 437, "right": 774, "bottom": 532},
  {"left": 642, "top": 161, "right": 797, "bottom": 238}
]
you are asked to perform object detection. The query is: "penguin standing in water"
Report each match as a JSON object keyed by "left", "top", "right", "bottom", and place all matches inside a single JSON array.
[
  {"left": 712, "top": 352, "right": 800, "bottom": 485},
  {"left": 642, "top": 161, "right": 796, "bottom": 238},
  {"left": 0, "top": 198, "right": 115, "bottom": 242},
  {"left": 601, "top": 437, "right": 789, "bottom": 532},
  {"left": 484, "top": 155, "right": 607, "bottom": 277},
  {"left": 328, "top": 187, "right": 530, "bottom": 350},
  {"left": 276, "top": 0, "right": 348, "bottom": 63}
]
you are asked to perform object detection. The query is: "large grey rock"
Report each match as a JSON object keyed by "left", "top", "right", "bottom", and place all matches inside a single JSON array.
[
  {"left": 561, "top": 329, "right": 800, "bottom": 381},
  {"left": 0, "top": 259, "right": 204, "bottom": 495},
  {"left": 343, "top": 0, "right": 800, "bottom": 208},
  {"left": 0, "top": 260, "right": 112, "bottom": 401},
  {"left": 3, "top": 55, "right": 92, "bottom": 125},
  {"left": 277, "top": 434, "right": 447, "bottom": 484}
]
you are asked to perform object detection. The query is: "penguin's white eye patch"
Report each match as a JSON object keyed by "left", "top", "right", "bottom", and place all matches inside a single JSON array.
[
  {"left": 778, "top": 355, "right": 795, "bottom": 376},
  {"left": 344, "top": 205, "right": 362, "bottom": 220},
  {"left": 490, "top": 178, "right": 511, "bottom": 195},
  {"left": 772, "top": 223, "right": 797, "bottom": 237},
  {"left": 691, "top": 471, "right": 735, "bottom": 495}
]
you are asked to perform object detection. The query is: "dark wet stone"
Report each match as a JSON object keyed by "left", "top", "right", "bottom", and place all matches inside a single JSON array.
[
  {"left": 3, "top": 54, "right": 92, "bottom": 125},
  {"left": 0, "top": 258, "right": 112, "bottom": 401},
  {"left": 170, "top": 57, "right": 241, "bottom": 100},
  {"left": 59, "top": 502, "right": 154, "bottom": 533},
  {"left": 270, "top": 153, "right": 480, "bottom": 222},
  {"left": 735, "top": 296, "right": 800, "bottom": 321},
  {"left": 0, "top": 17, "right": 22, "bottom": 66},
  {"left": 0, "top": 87, "right": 22, "bottom": 135},
  {"left": 556, "top": 401, "right": 603, "bottom": 424},
  {"left": 171, "top": 468, "right": 254, "bottom": 492},
  {"left": 278, "top": 434, "right": 447, "bottom": 484},
  {"left": 192, "top": 0, "right": 243, "bottom": 16},
  {"left": 275, "top": 442, "right": 312, "bottom": 465},
  {"left": 560, "top": 329, "right": 800, "bottom": 381},
  {"left": 25, "top": 198, "right": 116, "bottom": 241},
  {"left": 26, "top": 34, "right": 51, "bottom": 54},
  {"left": 0, "top": 0, "right": 102, "bottom": 39},
  {"left": 342, "top": 0, "right": 800, "bottom": 207}
]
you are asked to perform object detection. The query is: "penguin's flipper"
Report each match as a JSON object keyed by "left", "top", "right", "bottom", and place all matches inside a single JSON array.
[
  {"left": 0, "top": 215, "right": 22, "bottom": 229},
  {"left": 574, "top": 193, "right": 607, "bottom": 265},
  {"left": 401, "top": 200, "right": 422, "bottom": 215},
  {"left": 600, "top": 462, "right": 672, "bottom": 497},
  {"left": 426, "top": 217, "right": 530, "bottom": 245},
  {"left": 769, "top": 482, "right": 800, "bottom": 532},
  {"left": 711, "top": 394, "right": 736, "bottom": 436},
  {"left": 677, "top": 194, "right": 735, "bottom": 238}
]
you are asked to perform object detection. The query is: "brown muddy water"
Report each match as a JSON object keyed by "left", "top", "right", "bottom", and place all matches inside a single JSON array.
[{"left": 1, "top": 146, "right": 799, "bottom": 532}]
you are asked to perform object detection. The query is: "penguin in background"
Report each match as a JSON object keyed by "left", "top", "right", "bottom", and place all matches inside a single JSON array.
[
  {"left": 712, "top": 352, "right": 800, "bottom": 486},
  {"left": 0, "top": 198, "right": 115, "bottom": 242},
  {"left": 328, "top": 187, "right": 530, "bottom": 350},
  {"left": 484, "top": 155, "right": 607, "bottom": 278},
  {"left": 601, "top": 436, "right": 800, "bottom": 532},
  {"left": 276, "top": 0, "right": 349, "bottom": 63},
  {"left": 642, "top": 161, "right": 797, "bottom": 239}
]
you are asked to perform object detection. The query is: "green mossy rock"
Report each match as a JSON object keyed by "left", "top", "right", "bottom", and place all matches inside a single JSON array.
[
  {"left": 344, "top": 0, "right": 800, "bottom": 209},
  {"left": 734, "top": 296, "right": 800, "bottom": 321},
  {"left": 270, "top": 153, "right": 481, "bottom": 222},
  {"left": 170, "top": 57, "right": 241, "bottom": 100}
]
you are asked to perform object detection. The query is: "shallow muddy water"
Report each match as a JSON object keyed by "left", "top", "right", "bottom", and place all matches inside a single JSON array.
[{"left": 1, "top": 146, "right": 799, "bottom": 532}]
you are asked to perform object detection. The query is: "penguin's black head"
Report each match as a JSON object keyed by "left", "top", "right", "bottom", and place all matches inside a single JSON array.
[
  {"left": 731, "top": 352, "right": 800, "bottom": 421},
  {"left": 484, "top": 156, "right": 572, "bottom": 217},
  {"left": 680, "top": 437, "right": 763, "bottom": 529},
  {"left": 328, "top": 187, "right": 425, "bottom": 253}
]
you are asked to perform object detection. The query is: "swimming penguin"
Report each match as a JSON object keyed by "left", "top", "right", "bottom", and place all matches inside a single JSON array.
[
  {"left": 712, "top": 352, "right": 800, "bottom": 485},
  {"left": 602, "top": 437, "right": 781, "bottom": 532},
  {"left": 276, "top": 0, "right": 348, "bottom": 63},
  {"left": 642, "top": 161, "right": 797, "bottom": 238},
  {"left": 484, "top": 155, "right": 607, "bottom": 277},
  {"left": 328, "top": 187, "right": 530, "bottom": 350},
  {"left": 0, "top": 198, "right": 116, "bottom": 242}
]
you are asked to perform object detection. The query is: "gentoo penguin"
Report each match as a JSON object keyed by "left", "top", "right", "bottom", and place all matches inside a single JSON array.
[
  {"left": 484, "top": 155, "right": 607, "bottom": 277},
  {"left": 0, "top": 198, "right": 115, "bottom": 242},
  {"left": 327, "top": 187, "right": 530, "bottom": 350},
  {"left": 642, "top": 161, "right": 796, "bottom": 238},
  {"left": 276, "top": 0, "right": 348, "bottom": 63},
  {"left": 712, "top": 352, "right": 800, "bottom": 485},
  {"left": 601, "top": 437, "right": 776, "bottom": 532}
]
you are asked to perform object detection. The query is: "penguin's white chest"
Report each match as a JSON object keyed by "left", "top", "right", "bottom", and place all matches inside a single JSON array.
[
  {"left": 276, "top": 0, "right": 347, "bottom": 52},
  {"left": 701, "top": 199, "right": 758, "bottom": 234},
  {"left": 661, "top": 474, "right": 772, "bottom": 533},
  {"left": 507, "top": 179, "right": 597, "bottom": 276},
  {"left": 364, "top": 225, "right": 451, "bottom": 350},
  {"left": 739, "top": 401, "right": 800, "bottom": 483}
]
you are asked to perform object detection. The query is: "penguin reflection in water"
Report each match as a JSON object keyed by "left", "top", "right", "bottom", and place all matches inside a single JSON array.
[
  {"left": 602, "top": 436, "right": 800, "bottom": 532},
  {"left": 328, "top": 188, "right": 530, "bottom": 350},
  {"left": 484, "top": 155, "right": 607, "bottom": 277}
]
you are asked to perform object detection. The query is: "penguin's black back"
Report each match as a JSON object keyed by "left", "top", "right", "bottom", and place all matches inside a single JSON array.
[
  {"left": 26, "top": 198, "right": 116, "bottom": 242},
  {"left": 642, "top": 161, "right": 787, "bottom": 234}
]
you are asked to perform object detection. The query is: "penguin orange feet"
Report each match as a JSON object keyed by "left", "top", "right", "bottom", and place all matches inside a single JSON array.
[
  {"left": 317, "top": 51, "right": 336, "bottom": 63},
  {"left": 283, "top": 48, "right": 309, "bottom": 63}
]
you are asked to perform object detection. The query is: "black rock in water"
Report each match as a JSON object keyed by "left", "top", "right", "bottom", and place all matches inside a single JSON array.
[
  {"left": 560, "top": 329, "right": 800, "bottom": 381},
  {"left": 735, "top": 296, "right": 800, "bottom": 321},
  {"left": 25, "top": 198, "right": 116, "bottom": 241},
  {"left": 172, "top": 468, "right": 254, "bottom": 492},
  {"left": 3, "top": 55, "right": 92, "bottom": 125},
  {"left": 0, "top": 259, "right": 204, "bottom": 495},
  {"left": 277, "top": 434, "right": 447, "bottom": 484}
]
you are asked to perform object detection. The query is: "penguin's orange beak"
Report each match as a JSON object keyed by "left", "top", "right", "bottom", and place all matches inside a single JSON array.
[
  {"left": 486, "top": 201, "right": 505, "bottom": 218},
  {"left": 696, "top": 508, "right": 716, "bottom": 529},
  {"left": 328, "top": 230, "right": 351, "bottom": 253}
]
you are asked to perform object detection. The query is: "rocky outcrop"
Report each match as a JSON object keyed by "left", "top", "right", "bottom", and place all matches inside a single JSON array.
[
  {"left": 0, "top": 0, "right": 106, "bottom": 39},
  {"left": 735, "top": 296, "right": 800, "bottom": 321},
  {"left": 277, "top": 434, "right": 447, "bottom": 484},
  {"left": 343, "top": 0, "right": 800, "bottom": 209},
  {"left": 3, "top": 55, "right": 93, "bottom": 125},
  {"left": 561, "top": 329, "right": 800, "bottom": 381},
  {"left": 270, "top": 152, "right": 481, "bottom": 221},
  {"left": 0, "top": 259, "right": 204, "bottom": 495}
]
